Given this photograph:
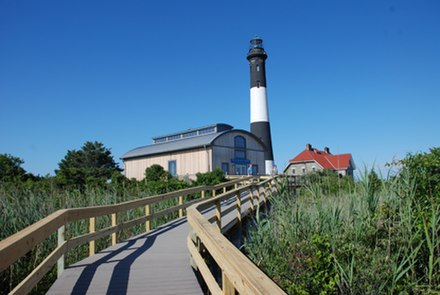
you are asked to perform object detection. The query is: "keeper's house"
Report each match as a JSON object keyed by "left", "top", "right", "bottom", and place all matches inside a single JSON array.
[
  {"left": 284, "top": 144, "right": 355, "bottom": 177},
  {"left": 121, "top": 123, "right": 266, "bottom": 180}
]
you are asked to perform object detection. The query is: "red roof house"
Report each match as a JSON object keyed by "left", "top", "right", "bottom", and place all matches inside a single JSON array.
[{"left": 284, "top": 144, "right": 355, "bottom": 177}]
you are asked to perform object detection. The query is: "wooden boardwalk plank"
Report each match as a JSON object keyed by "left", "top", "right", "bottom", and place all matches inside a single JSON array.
[{"left": 48, "top": 191, "right": 260, "bottom": 295}]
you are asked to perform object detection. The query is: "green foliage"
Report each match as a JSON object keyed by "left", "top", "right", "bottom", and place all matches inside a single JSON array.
[
  {"left": 144, "top": 164, "right": 171, "bottom": 182},
  {"left": 55, "top": 141, "right": 122, "bottom": 188},
  {"left": 193, "top": 168, "right": 226, "bottom": 186},
  {"left": 298, "top": 169, "right": 355, "bottom": 197},
  {"left": 245, "top": 166, "right": 439, "bottom": 294},
  {"left": 393, "top": 147, "right": 440, "bottom": 207},
  {"left": 143, "top": 164, "right": 189, "bottom": 194},
  {"left": 0, "top": 154, "right": 28, "bottom": 182}
]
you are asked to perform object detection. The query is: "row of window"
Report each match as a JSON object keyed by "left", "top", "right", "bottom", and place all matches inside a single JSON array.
[
  {"left": 291, "top": 166, "right": 316, "bottom": 174},
  {"left": 153, "top": 127, "right": 217, "bottom": 144}
]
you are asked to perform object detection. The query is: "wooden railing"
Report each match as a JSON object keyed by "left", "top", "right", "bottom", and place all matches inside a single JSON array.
[
  {"left": 0, "top": 177, "right": 251, "bottom": 294},
  {"left": 187, "top": 175, "right": 287, "bottom": 295}
]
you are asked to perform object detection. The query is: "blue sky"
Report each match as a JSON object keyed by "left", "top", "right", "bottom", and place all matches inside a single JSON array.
[{"left": 1, "top": 0, "right": 439, "bottom": 177}]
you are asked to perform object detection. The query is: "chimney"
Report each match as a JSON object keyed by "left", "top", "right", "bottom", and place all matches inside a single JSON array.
[
  {"left": 324, "top": 147, "right": 331, "bottom": 154},
  {"left": 306, "top": 143, "right": 312, "bottom": 151}
]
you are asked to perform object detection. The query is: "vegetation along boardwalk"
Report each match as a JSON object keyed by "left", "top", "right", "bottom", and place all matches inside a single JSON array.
[{"left": 0, "top": 176, "right": 288, "bottom": 295}]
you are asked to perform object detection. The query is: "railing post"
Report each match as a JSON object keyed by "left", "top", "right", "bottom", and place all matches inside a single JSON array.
[
  {"left": 89, "top": 217, "right": 95, "bottom": 256},
  {"left": 179, "top": 195, "right": 184, "bottom": 218},
  {"left": 256, "top": 186, "right": 261, "bottom": 206},
  {"left": 222, "top": 272, "right": 235, "bottom": 295},
  {"left": 112, "top": 213, "right": 117, "bottom": 246},
  {"left": 236, "top": 190, "right": 241, "bottom": 225},
  {"left": 57, "top": 225, "right": 65, "bottom": 278},
  {"left": 201, "top": 190, "right": 205, "bottom": 198},
  {"left": 223, "top": 186, "right": 227, "bottom": 194},
  {"left": 249, "top": 186, "right": 255, "bottom": 213},
  {"left": 215, "top": 200, "right": 221, "bottom": 231},
  {"left": 263, "top": 186, "right": 267, "bottom": 205},
  {"left": 212, "top": 189, "right": 216, "bottom": 197},
  {"left": 145, "top": 204, "right": 151, "bottom": 232}
]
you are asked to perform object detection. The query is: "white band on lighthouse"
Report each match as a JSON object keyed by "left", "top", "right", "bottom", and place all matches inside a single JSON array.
[
  {"left": 250, "top": 87, "right": 269, "bottom": 123},
  {"left": 265, "top": 160, "right": 274, "bottom": 175}
]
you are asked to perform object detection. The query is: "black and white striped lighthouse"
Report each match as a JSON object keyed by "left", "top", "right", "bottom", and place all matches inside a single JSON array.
[{"left": 247, "top": 36, "right": 274, "bottom": 175}]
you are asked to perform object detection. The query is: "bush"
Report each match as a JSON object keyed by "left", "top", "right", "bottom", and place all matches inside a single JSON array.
[{"left": 193, "top": 168, "right": 226, "bottom": 186}]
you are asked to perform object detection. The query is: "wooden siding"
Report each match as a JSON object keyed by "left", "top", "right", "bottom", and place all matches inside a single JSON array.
[
  {"left": 124, "top": 147, "right": 212, "bottom": 180},
  {"left": 123, "top": 131, "right": 267, "bottom": 180}
]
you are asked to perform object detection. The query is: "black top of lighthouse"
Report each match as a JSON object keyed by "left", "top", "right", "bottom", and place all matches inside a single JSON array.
[{"left": 247, "top": 36, "right": 267, "bottom": 61}]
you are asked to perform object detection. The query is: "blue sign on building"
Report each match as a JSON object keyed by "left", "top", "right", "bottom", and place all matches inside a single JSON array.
[{"left": 230, "top": 158, "right": 250, "bottom": 165}]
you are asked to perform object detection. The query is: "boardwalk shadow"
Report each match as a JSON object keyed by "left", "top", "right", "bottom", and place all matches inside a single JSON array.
[{"left": 69, "top": 218, "right": 187, "bottom": 295}]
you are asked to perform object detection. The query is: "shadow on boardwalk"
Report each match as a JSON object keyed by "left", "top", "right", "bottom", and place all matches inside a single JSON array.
[{"left": 49, "top": 217, "right": 194, "bottom": 295}]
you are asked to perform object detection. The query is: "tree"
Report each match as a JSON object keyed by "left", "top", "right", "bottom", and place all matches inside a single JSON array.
[
  {"left": 143, "top": 164, "right": 189, "bottom": 194},
  {"left": 193, "top": 168, "right": 226, "bottom": 186},
  {"left": 398, "top": 147, "right": 440, "bottom": 206},
  {"left": 55, "top": 141, "right": 122, "bottom": 188},
  {"left": 0, "top": 153, "right": 27, "bottom": 182},
  {"left": 144, "top": 164, "right": 171, "bottom": 182}
]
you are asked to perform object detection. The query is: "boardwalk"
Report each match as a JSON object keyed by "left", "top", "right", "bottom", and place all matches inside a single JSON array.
[{"left": 48, "top": 194, "right": 255, "bottom": 295}]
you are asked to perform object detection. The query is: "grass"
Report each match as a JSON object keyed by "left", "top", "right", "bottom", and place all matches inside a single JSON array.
[
  {"left": 244, "top": 172, "right": 439, "bottom": 294},
  {"left": 0, "top": 182, "right": 194, "bottom": 294}
]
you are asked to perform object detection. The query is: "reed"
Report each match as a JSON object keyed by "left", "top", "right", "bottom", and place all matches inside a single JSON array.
[
  {"left": 244, "top": 171, "right": 439, "bottom": 294},
  {"left": 0, "top": 182, "right": 188, "bottom": 294}
]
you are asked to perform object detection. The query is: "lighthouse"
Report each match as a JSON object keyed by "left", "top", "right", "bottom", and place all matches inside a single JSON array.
[{"left": 247, "top": 36, "right": 274, "bottom": 175}]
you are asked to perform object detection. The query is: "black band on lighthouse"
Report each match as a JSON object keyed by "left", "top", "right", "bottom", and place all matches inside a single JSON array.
[
  {"left": 251, "top": 121, "right": 274, "bottom": 161},
  {"left": 249, "top": 58, "right": 267, "bottom": 88}
]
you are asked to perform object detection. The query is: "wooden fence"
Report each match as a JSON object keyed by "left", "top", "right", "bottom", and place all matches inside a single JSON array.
[
  {"left": 187, "top": 175, "right": 287, "bottom": 295},
  {"left": 0, "top": 177, "right": 251, "bottom": 294}
]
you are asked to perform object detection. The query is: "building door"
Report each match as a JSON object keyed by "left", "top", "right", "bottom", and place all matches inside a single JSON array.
[
  {"left": 221, "top": 163, "right": 229, "bottom": 175},
  {"left": 235, "top": 165, "right": 246, "bottom": 175},
  {"left": 168, "top": 160, "right": 177, "bottom": 177}
]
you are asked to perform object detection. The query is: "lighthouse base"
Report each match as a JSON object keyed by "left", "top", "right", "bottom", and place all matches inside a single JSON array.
[{"left": 265, "top": 160, "right": 274, "bottom": 176}]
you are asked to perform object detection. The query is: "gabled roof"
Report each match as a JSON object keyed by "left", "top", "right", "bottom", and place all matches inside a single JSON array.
[{"left": 288, "top": 145, "right": 354, "bottom": 170}]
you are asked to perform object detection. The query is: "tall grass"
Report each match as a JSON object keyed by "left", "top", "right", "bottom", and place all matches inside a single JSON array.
[
  {"left": 244, "top": 172, "right": 439, "bottom": 294},
  {"left": 0, "top": 182, "right": 192, "bottom": 294}
]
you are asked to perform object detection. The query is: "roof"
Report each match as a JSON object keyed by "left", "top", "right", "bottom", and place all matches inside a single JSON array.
[
  {"left": 152, "top": 123, "right": 233, "bottom": 144},
  {"left": 288, "top": 146, "right": 354, "bottom": 170},
  {"left": 122, "top": 128, "right": 266, "bottom": 160},
  {"left": 121, "top": 131, "right": 225, "bottom": 160}
]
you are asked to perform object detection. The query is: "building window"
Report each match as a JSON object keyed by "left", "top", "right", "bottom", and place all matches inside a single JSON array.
[
  {"left": 312, "top": 166, "right": 316, "bottom": 172},
  {"left": 302, "top": 167, "right": 306, "bottom": 174},
  {"left": 221, "top": 163, "right": 229, "bottom": 175},
  {"left": 234, "top": 136, "right": 246, "bottom": 148},
  {"left": 235, "top": 150, "right": 246, "bottom": 159},
  {"left": 256, "top": 65, "right": 260, "bottom": 72},
  {"left": 257, "top": 81, "right": 260, "bottom": 88},
  {"left": 199, "top": 127, "right": 215, "bottom": 135},
  {"left": 235, "top": 165, "right": 247, "bottom": 175},
  {"left": 234, "top": 135, "right": 247, "bottom": 159},
  {"left": 167, "top": 134, "right": 181, "bottom": 141},
  {"left": 183, "top": 131, "right": 197, "bottom": 138},
  {"left": 291, "top": 168, "right": 296, "bottom": 175},
  {"left": 168, "top": 160, "right": 177, "bottom": 177}
]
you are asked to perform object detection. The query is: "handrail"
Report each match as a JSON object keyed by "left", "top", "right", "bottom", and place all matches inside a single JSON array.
[
  {"left": 187, "top": 175, "right": 287, "bottom": 295},
  {"left": 0, "top": 176, "right": 251, "bottom": 294}
]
